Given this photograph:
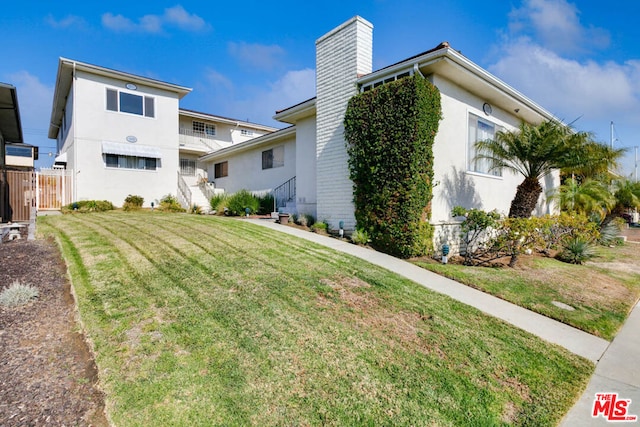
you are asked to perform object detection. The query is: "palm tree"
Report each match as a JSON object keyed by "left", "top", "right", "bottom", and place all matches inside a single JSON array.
[
  {"left": 554, "top": 178, "right": 615, "bottom": 217},
  {"left": 599, "top": 179, "right": 640, "bottom": 226},
  {"left": 474, "top": 120, "right": 622, "bottom": 218}
]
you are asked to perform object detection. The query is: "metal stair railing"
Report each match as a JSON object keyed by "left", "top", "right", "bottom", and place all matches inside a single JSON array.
[
  {"left": 273, "top": 176, "right": 296, "bottom": 211},
  {"left": 177, "top": 171, "right": 192, "bottom": 209}
]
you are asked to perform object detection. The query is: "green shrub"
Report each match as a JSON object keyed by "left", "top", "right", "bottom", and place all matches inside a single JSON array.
[
  {"left": 345, "top": 74, "right": 441, "bottom": 258},
  {"left": 62, "top": 200, "right": 115, "bottom": 213},
  {"left": 599, "top": 218, "right": 624, "bottom": 245},
  {"left": 158, "top": 194, "right": 186, "bottom": 213},
  {"left": 0, "top": 281, "right": 39, "bottom": 306},
  {"left": 189, "top": 204, "right": 203, "bottom": 215},
  {"left": 452, "top": 206, "right": 501, "bottom": 266},
  {"left": 294, "top": 213, "right": 315, "bottom": 227},
  {"left": 557, "top": 237, "right": 596, "bottom": 264},
  {"left": 210, "top": 193, "right": 229, "bottom": 215},
  {"left": 351, "top": 228, "right": 370, "bottom": 245},
  {"left": 227, "top": 190, "right": 260, "bottom": 216},
  {"left": 310, "top": 221, "right": 328, "bottom": 234},
  {"left": 257, "top": 193, "right": 275, "bottom": 215},
  {"left": 123, "top": 194, "right": 144, "bottom": 211}
]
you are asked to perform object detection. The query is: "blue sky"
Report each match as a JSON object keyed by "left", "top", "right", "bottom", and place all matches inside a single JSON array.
[{"left": 2, "top": 1, "right": 639, "bottom": 177}]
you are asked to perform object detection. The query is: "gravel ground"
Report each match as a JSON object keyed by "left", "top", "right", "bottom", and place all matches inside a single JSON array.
[{"left": 0, "top": 239, "right": 108, "bottom": 427}]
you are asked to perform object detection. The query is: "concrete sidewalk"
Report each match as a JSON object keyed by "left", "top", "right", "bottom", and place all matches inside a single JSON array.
[
  {"left": 561, "top": 301, "right": 640, "bottom": 426},
  {"left": 245, "top": 218, "right": 640, "bottom": 425}
]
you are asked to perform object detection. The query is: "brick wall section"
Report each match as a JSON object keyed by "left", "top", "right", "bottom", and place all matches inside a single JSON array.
[{"left": 315, "top": 16, "right": 373, "bottom": 231}]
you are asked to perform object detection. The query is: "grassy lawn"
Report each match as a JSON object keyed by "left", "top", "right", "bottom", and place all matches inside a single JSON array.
[
  {"left": 413, "top": 244, "right": 640, "bottom": 341},
  {"left": 39, "top": 211, "right": 592, "bottom": 426}
]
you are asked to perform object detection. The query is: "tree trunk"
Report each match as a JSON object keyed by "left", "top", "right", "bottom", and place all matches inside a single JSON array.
[{"left": 508, "top": 177, "right": 543, "bottom": 218}]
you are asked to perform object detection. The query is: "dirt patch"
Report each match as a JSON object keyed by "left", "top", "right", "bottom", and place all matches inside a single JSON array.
[{"left": 0, "top": 239, "right": 108, "bottom": 426}]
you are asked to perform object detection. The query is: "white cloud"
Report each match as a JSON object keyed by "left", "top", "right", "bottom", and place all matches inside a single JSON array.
[
  {"left": 199, "top": 68, "right": 315, "bottom": 126},
  {"left": 204, "top": 69, "right": 235, "bottom": 93},
  {"left": 489, "top": 38, "right": 639, "bottom": 122},
  {"left": 228, "top": 42, "right": 286, "bottom": 70},
  {"left": 508, "top": 0, "right": 609, "bottom": 55},
  {"left": 237, "top": 68, "right": 316, "bottom": 125},
  {"left": 102, "top": 5, "right": 209, "bottom": 34},
  {"left": 45, "top": 14, "right": 87, "bottom": 30},
  {"left": 491, "top": 0, "right": 639, "bottom": 175},
  {"left": 164, "top": 5, "right": 207, "bottom": 31},
  {"left": 6, "top": 71, "right": 53, "bottom": 129},
  {"left": 102, "top": 13, "right": 138, "bottom": 32}
]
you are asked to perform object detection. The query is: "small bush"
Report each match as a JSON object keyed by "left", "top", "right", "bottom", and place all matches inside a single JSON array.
[
  {"left": 210, "top": 194, "right": 229, "bottom": 215},
  {"left": 311, "top": 221, "right": 328, "bottom": 234},
  {"left": 557, "top": 237, "right": 596, "bottom": 264},
  {"left": 257, "top": 193, "right": 275, "bottom": 215},
  {"left": 295, "top": 214, "right": 315, "bottom": 227},
  {"left": 190, "top": 204, "right": 203, "bottom": 215},
  {"left": 123, "top": 194, "right": 144, "bottom": 211},
  {"left": 0, "top": 281, "right": 39, "bottom": 307},
  {"left": 599, "top": 218, "right": 624, "bottom": 245},
  {"left": 62, "top": 200, "right": 114, "bottom": 213},
  {"left": 227, "top": 190, "right": 260, "bottom": 216},
  {"left": 351, "top": 228, "right": 370, "bottom": 245},
  {"left": 159, "top": 194, "right": 186, "bottom": 213}
]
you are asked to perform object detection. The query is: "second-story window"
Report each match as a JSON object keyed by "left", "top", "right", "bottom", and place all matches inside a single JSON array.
[
  {"left": 106, "top": 88, "right": 155, "bottom": 118},
  {"left": 193, "top": 121, "right": 216, "bottom": 136}
]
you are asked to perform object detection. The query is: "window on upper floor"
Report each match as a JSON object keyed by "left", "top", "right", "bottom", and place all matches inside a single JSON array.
[
  {"left": 214, "top": 161, "right": 228, "bottom": 178},
  {"left": 468, "top": 113, "right": 502, "bottom": 177},
  {"left": 193, "top": 121, "right": 216, "bottom": 136},
  {"left": 262, "top": 145, "right": 284, "bottom": 170},
  {"left": 105, "top": 154, "right": 157, "bottom": 170},
  {"left": 240, "top": 129, "right": 253, "bottom": 136},
  {"left": 6, "top": 146, "right": 32, "bottom": 157},
  {"left": 106, "top": 88, "right": 155, "bottom": 118}
]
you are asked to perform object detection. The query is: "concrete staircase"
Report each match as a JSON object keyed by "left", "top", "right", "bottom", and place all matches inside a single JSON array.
[{"left": 181, "top": 175, "right": 212, "bottom": 213}]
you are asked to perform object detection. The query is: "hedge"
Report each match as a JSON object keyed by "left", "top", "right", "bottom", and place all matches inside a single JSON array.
[{"left": 344, "top": 74, "right": 441, "bottom": 258}]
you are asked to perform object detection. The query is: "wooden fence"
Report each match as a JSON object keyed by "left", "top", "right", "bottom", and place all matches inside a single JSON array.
[
  {"left": 1, "top": 170, "right": 36, "bottom": 222},
  {"left": 37, "top": 169, "right": 72, "bottom": 210}
]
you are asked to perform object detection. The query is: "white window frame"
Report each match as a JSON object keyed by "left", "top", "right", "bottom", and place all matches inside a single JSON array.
[
  {"left": 106, "top": 88, "right": 155, "bottom": 118},
  {"left": 467, "top": 113, "right": 502, "bottom": 177},
  {"left": 262, "top": 145, "right": 284, "bottom": 170},
  {"left": 193, "top": 121, "right": 216, "bottom": 136}
]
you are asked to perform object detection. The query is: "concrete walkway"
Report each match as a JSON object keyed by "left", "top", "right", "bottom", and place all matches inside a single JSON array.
[{"left": 245, "top": 219, "right": 640, "bottom": 425}]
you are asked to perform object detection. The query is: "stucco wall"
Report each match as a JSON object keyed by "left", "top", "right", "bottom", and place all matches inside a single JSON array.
[
  {"left": 294, "top": 116, "right": 317, "bottom": 217},
  {"left": 70, "top": 70, "right": 181, "bottom": 207},
  {"left": 430, "top": 74, "right": 559, "bottom": 251},
  {"left": 206, "top": 137, "right": 296, "bottom": 196}
]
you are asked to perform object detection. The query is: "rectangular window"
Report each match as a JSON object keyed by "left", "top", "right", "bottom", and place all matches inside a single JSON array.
[
  {"left": 105, "top": 154, "right": 156, "bottom": 170},
  {"left": 180, "top": 158, "right": 196, "bottom": 176},
  {"left": 106, "top": 89, "right": 118, "bottom": 111},
  {"left": 193, "top": 121, "right": 216, "bottom": 136},
  {"left": 105, "top": 88, "right": 155, "bottom": 117},
  {"left": 262, "top": 145, "right": 284, "bottom": 170},
  {"left": 214, "top": 161, "right": 228, "bottom": 178},
  {"left": 468, "top": 114, "right": 501, "bottom": 176},
  {"left": 6, "top": 146, "right": 32, "bottom": 157},
  {"left": 240, "top": 129, "right": 253, "bottom": 136}
]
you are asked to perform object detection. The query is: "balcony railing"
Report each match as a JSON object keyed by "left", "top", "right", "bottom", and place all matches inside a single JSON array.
[{"left": 178, "top": 128, "right": 220, "bottom": 152}]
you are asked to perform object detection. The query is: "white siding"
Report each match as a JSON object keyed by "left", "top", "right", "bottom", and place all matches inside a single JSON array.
[
  {"left": 315, "top": 16, "right": 373, "bottom": 232},
  {"left": 207, "top": 137, "right": 296, "bottom": 195}
]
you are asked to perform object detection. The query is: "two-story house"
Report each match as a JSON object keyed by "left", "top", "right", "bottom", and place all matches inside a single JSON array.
[{"left": 48, "top": 58, "right": 275, "bottom": 208}]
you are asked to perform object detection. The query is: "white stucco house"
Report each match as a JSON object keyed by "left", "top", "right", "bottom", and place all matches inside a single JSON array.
[
  {"left": 198, "top": 16, "right": 559, "bottom": 245},
  {"left": 48, "top": 58, "right": 276, "bottom": 208},
  {"left": 49, "top": 16, "right": 560, "bottom": 250}
]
